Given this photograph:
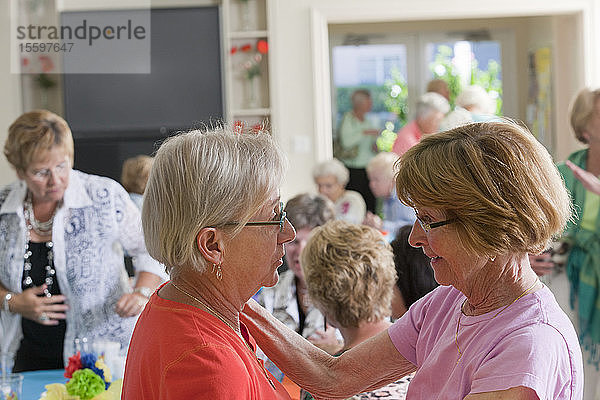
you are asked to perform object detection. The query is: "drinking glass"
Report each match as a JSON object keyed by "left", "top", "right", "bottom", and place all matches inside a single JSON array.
[{"left": 0, "top": 373, "right": 23, "bottom": 400}]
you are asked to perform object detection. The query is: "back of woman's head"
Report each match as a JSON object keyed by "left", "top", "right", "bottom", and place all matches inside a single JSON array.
[
  {"left": 121, "top": 155, "right": 153, "bottom": 195},
  {"left": 396, "top": 120, "right": 572, "bottom": 256},
  {"left": 390, "top": 225, "right": 438, "bottom": 307},
  {"left": 285, "top": 193, "right": 335, "bottom": 231},
  {"left": 301, "top": 220, "right": 396, "bottom": 328},
  {"left": 143, "top": 127, "right": 287, "bottom": 275},
  {"left": 5, "top": 109, "right": 74, "bottom": 172}
]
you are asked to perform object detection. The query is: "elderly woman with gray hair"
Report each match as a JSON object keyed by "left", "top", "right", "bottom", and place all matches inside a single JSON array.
[
  {"left": 312, "top": 159, "right": 366, "bottom": 224},
  {"left": 392, "top": 91, "right": 450, "bottom": 156},
  {"left": 122, "top": 127, "right": 296, "bottom": 399}
]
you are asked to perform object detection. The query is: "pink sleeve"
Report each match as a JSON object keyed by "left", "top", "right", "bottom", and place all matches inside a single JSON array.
[
  {"left": 388, "top": 291, "right": 432, "bottom": 366},
  {"left": 470, "top": 323, "right": 574, "bottom": 398},
  {"left": 392, "top": 135, "right": 418, "bottom": 156}
]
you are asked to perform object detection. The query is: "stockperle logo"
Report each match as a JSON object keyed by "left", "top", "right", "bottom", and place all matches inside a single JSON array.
[{"left": 11, "top": 1, "right": 151, "bottom": 74}]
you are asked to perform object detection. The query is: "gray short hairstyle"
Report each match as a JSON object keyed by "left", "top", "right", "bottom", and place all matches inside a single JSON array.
[
  {"left": 416, "top": 92, "right": 450, "bottom": 119},
  {"left": 142, "top": 127, "right": 288, "bottom": 276},
  {"left": 285, "top": 193, "right": 335, "bottom": 231},
  {"left": 312, "top": 158, "right": 349, "bottom": 186},
  {"left": 456, "top": 85, "right": 495, "bottom": 115},
  {"left": 366, "top": 151, "right": 399, "bottom": 180}
]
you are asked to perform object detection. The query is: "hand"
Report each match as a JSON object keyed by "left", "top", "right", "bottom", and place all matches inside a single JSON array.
[
  {"left": 566, "top": 160, "right": 600, "bottom": 195},
  {"left": 529, "top": 252, "right": 555, "bottom": 276},
  {"left": 363, "top": 129, "right": 380, "bottom": 137},
  {"left": 115, "top": 293, "right": 147, "bottom": 318},
  {"left": 363, "top": 211, "right": 383, "bottom": 230},
  {"left": 308, "top": 325, "right": 343, "bottom": 355},
  {"left": 10, "top": 285, "right": 68, "bottom": 326}
]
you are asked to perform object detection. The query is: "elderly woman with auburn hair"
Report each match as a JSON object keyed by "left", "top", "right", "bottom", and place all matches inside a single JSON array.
[
  {"left": 300, "top": 220, "right": 410, "bottom": 400},
  {"left": 122, "top": 127, "right": 296, "bottom": 398},
  {"left": 242, "top": 120, "right": 583, "bottom": 399}
]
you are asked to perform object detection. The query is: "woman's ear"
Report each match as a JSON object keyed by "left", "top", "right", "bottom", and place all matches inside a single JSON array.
[{"left": 196, "top": 227, "right": 223, "bottom": 265}]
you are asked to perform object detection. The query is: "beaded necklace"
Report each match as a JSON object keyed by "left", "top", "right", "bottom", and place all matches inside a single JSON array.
[
  {"left": 22, "top": 193, "right": 57, "bottom": 297},
  {"left": 455, "top": 279, "right": 540, "bottom": 363},
  {"left": 171, "top": 282, "right": 276, "bottom": 389}
]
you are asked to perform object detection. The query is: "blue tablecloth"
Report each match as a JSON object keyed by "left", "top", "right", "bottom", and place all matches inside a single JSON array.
[{"left": 21, "top": 369, "right": 66, "bottom": 400}]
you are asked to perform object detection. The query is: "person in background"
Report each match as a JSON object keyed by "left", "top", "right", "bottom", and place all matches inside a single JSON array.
[
  {"left": 120, "top": 155, "right": 153, "bottom": 210},
  {"left": 300, "top": 220, "right": 410, "bottom": 400},
  {"left": 392, "top": 92, "right": 450, "bottom": 157},
  {"left": 389, "top": 225, "right": 438, "bottom": 319},
  {"left": 0, "top": 110, "right": 165, "bottom": 372},
  {"left": 426, "top": 78, "right": 450, "bottom": 101},
  {"left": 312, "top": 158, "right": 366, "bottom": 225},
  {"left": 363, "top": 152, "right": 415, "bottom": 241},
  {"left": 242, "top": 120, "right": 582, "bottom": 400},
  {"left": 336, "top": 89, "right": 380, "bottom": 213},
  {"left": 121, "top": 155, "right": 154, "bottom": 277},
  {"left": 122, "top": 127, "right": 295, "bottom": 398},
  {"left": 440, "top": 85, "right": 498, "bottom": 131},
  {"left": 531, "top": 87, "right": 600, "bottom": 400},
  {"left": 258, "top": 194, "right": 339, "bottom": 352}
]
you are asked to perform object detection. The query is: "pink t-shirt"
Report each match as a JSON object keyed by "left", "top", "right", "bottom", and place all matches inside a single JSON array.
[
  {"left": 389, "top": 285, "right": 583, "bottom": 399},
  {"left": 392, "top": 120, "right": 421, "bottom": 156}
]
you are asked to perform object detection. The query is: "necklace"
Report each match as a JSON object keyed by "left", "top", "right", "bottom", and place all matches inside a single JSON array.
[
  {"left": 455, "top": 279, "right": 540, "bottom": 363},
  {"left": 23, "top": 194, "right": 56, "bottom": 298},
  {"left": 170, "top": 282, "right": 276, "bottom": 389},
  {"left": 23, "top": 192, "right": 58, "bottom": 236}
]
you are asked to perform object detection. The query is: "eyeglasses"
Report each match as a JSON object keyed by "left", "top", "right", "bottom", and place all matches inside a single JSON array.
[
  {"left": 415, "top": 215, "right": 456, "bottom": 233},
  {"left": 219, "top": 202, "right": 288, "bottom": 232},
  {"left": 28, "top": 161, "right": 69, "bottom": 182}
]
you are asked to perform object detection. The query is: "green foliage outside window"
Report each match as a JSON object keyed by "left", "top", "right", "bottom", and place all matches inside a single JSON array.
[
  {"left": 430, "top": 44, "right": 503, "bottom": 115},
  {"left": 429, "top": 45, "right": 462, "bottom": 108}
]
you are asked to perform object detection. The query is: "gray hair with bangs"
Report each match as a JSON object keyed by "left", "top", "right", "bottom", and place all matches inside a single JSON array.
[{"left": 142, "top": 126, "right": 288, "bottom": 276}]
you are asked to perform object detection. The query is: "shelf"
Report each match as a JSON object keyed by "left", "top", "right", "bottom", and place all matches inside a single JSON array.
[
  {"left": 232, "top": 108, "right": 271, "bottom": 117},
  {"left": 229, "top": 30, "right": 268, "bottom": 39},
  {"left": 223, "top": 0, "right": 271, "bottom": 123}
]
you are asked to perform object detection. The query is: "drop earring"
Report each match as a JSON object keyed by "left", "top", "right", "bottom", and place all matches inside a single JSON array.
[{"left": 212, "top": 262, "right": 223, "bottom": 280}]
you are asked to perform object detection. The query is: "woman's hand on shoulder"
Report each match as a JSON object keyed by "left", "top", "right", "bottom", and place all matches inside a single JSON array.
[
  {"left": 464, "top": 386, "right": 539, "bottom": 400},
  {"left": 11, "top": 285, "right": 68, "bottom": 325},
  {"left": 115, "top": 293, "right": 147, "bottom": 318}
]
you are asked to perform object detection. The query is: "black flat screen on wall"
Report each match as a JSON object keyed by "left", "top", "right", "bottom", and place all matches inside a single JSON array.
[
  {"left": 61, "top": 6, "right": 222, "bottom": 181},
  {"left": 63, "top": 7, "right": 223, "bottom": 137}
]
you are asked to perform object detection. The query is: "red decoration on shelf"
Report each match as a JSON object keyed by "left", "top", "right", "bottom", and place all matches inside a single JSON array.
[{"left": 256, "top": 40, "right": 268, "bottom": 54}]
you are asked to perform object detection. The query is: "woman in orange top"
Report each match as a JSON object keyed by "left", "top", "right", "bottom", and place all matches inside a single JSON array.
[{"left": 122, "top": 126, "right": 295, "bottom": 399}]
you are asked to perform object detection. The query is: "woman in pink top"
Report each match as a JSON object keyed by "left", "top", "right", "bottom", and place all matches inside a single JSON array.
[{"left": 242, "top": 120, "right": 583, "bottom": 399}]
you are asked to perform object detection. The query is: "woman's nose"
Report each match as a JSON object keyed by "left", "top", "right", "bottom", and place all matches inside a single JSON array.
[
  {"left": 408, "top": 220, "right": 426, "bottom": 248},
  {"left": 279, "top": 218, "right": 296, "bottom": 244}
]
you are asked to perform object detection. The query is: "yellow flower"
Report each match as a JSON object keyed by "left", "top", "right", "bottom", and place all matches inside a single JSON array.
[
  {"left": 41, "top": 383, "right": 80, "bottom": 400},
  {"left": 94, "top": 358, "right": 112, "bottom": 383},
  {"left": 91, "top": 379, "right": 123, "bottom": 400}
]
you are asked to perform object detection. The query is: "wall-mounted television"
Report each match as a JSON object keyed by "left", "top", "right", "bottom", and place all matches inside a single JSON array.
[{"left": 62, "top": 6, "right": 223, "bottom": 180}]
